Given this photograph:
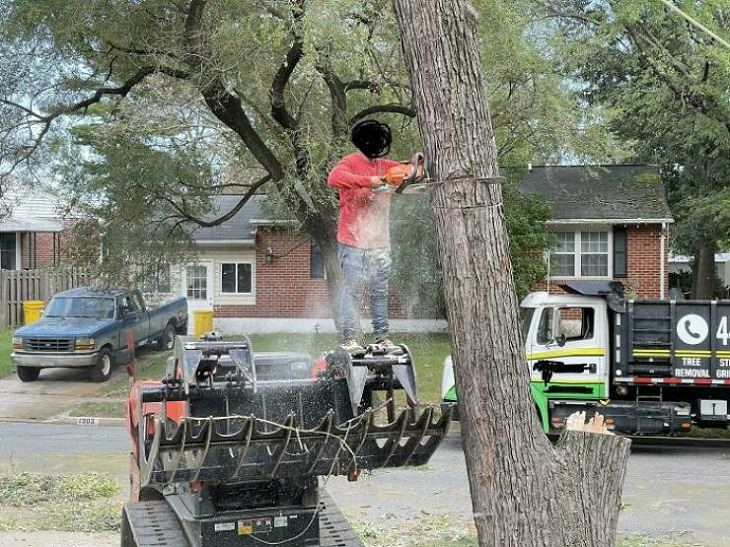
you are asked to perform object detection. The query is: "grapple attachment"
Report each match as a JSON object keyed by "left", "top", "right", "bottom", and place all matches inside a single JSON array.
[{"left": 133, "top": 337, "right": 451, "bottom": 490}]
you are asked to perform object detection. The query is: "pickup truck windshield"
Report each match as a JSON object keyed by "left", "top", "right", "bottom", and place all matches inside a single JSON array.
[{"left": 45, "top": 297, "right": 115, "bottom": 319}]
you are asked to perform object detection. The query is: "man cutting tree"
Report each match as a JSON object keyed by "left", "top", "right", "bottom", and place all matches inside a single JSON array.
[{"left": 327, "top": 119, "right": 421, "bottom": 354}]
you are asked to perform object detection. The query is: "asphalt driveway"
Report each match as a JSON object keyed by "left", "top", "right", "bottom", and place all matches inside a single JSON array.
[{"left": 0, "top": 352, "right": 160, "bottom": 421}]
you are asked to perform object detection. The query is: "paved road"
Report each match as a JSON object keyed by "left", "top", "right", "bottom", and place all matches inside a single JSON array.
[{"left": 0, "top": 422, "right": 728, "bottom": 544}]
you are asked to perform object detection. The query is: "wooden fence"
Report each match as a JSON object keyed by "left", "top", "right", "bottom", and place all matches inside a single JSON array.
[{"left": 0, "top": 268, "right": 91, "bottom": 330}]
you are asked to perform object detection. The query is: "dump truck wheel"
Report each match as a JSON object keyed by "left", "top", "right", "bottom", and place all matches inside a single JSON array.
[
  {"left": 156, "top": 322, "right": 176, "bottom": 352},
  {"left": 90, "top": 348, "right": 113, "bottom": 382},
  {"left": 17, "top": 366, "right": 40, "bottom": 382}
]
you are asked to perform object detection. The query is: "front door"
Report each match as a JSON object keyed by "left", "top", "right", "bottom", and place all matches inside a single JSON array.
[{"left": 183, "top": 260, "right": 214, "bottom": 334}]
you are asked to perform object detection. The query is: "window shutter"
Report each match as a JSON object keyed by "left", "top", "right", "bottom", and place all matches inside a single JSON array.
[
  {"left": 310, "top": 245, "right": 325, "bottom": 279},
  {"left": 613, "top": 227, "right": 627, "bottom": 278}
]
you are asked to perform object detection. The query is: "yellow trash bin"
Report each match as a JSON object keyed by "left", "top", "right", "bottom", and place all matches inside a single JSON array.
[
  {"left": 193, "top": 309, "right": 214, "bottom": 338},
  {"left": 23, "top": 300, "right": 45, "bottom": 325}
]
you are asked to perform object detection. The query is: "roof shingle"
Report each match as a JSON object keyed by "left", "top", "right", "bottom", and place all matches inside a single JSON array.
[{"left": 519, "top": 165, "right": 673, "bottom": 222}]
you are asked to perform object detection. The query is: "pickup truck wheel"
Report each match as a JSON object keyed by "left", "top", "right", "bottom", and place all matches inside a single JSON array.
[
  {"left": 157, "top": 323, "right": 176, "bottom": 351},
  {"left": 90, "top": 348, "right": 113, "bottom": 382},
  {"left": 17, "top": 366, "right": 40, "bottom": 382}
]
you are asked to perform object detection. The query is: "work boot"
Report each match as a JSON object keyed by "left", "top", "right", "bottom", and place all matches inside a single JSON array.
[
  {"left": 374, "top": 337, "right": 404, "bottom": 355},
  {"left": 340, "top": 339, "right": 365, "bottom": 356}
]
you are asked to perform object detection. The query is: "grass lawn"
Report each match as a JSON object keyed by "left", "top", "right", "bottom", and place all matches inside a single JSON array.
[
  {"left": 247, "top": 332, "right": 451, "bottom": 405},
  {"left": 0, "top": 330, "right": 14, "bottom": 378},
  {"left": 0, "top": 468, "right": 121, "bottom": 532}
]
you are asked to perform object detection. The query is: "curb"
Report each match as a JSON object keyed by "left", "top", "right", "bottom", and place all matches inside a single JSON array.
[{"left": 47, "top": 415, "right": 126, "bottom": 427}]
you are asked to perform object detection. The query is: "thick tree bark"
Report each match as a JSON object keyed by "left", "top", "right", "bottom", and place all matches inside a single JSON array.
[
  {"left": 393, "top": 1, "right": 630, "bottom": 545},
  {"left": 692, "top": 243, "right": 716, "bottom": 299}
]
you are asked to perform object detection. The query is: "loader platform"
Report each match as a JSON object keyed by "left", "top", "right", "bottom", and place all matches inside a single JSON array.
[{"left": 121, "top": 491, "right": 363, "bottom": 547}]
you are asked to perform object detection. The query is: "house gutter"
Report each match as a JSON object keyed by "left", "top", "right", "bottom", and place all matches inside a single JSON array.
[
  {"left": 546, "top": 218, "right": 675, "bottom": 225},
  {"left": 195, "top": 239, "right": 256, "bottom": 247}
]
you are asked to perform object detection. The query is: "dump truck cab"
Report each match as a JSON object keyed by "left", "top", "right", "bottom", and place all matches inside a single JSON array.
[
  {"left": 440, "top": 282, "right": 716, "bottom": 435},
  {"left": 521, "top": 291, "right": 610, "bottom": 430}
]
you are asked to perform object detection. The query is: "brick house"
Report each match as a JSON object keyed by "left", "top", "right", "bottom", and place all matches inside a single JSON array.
[
  {"left": 521, "top": 165, "right": 673, "bottom": 300},
  {"left": 0, "top": 185, "right": 66, "bottom": 270},
  {"left": 162, "top": 164, "right": 672, "bottom": 331}
]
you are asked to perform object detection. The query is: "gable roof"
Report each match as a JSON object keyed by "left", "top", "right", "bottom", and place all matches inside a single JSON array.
[
  {"left": 190, "top": 195, "right": 266, "bottom": 242},
  {"left": 192, "top": 164, "right": 673, "bottom": 241},
  {"left": 519, "top": 165, "right": 673, "bottom": 224},
  {"left": 0, "top": 184, "right": 66, "bottom": 232}
]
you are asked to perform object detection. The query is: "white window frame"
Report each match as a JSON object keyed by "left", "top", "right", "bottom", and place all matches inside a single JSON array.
[
  {"left": 221, "top": 262, "right": 254, "bottom": 295},
  {"left": 549, "top": 228, "right": 613, "bottom": 280},
  {"left": 186, "top": 264, "right": 210, "bottom": 300}
]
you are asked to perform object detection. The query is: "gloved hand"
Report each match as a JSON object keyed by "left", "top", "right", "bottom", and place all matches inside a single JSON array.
[{"left": 369, "top": 175, "right": 389, "bottom": 193}]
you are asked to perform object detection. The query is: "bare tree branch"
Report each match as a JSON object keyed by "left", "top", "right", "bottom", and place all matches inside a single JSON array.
[
  {"left": 316, "top": 64, "right": 348, "bottom": 136},
  {"left": 0, "top": 99, "right": 43, "bottom": 119},
  {"left": 159, "top": 174, "right": 271, "bottom": 227},
  {"left": 182, "top": 0, "right": 286, "bottom": 181},
  {"left": 270, "top": 36, "right": 303, "bottom": 131},
  {"left": 54, "top": 65, "right": 191, "bottom": 117},
  {"left": 343, "top": 79, "right": 377, "bottom": 92},
  {"left": 349, "top": 103, "right": 416, "bottom": 124},
  {"left": 106, "top": 41, "right": 179, "bottom": 59}
]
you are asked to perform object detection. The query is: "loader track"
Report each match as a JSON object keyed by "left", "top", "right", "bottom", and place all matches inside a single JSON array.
[
  {"left": 122, "top": 491, "right": 363, "bottom": 547},
  {"left": 122, "top": 500, "right": 187, "bottom": 546}
]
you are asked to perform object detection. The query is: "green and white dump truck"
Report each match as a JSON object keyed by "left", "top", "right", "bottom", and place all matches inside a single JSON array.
[{"left": 441, "top": 282, "right": 730, "bottom": 435}]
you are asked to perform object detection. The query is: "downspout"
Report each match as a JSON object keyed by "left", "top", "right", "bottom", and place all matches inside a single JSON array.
[
  {"left": 15, "top": 232, "right": 21, "bottom": 270},
  {"left": 660, "top": 222, "right": 667, "bottom": 299}
]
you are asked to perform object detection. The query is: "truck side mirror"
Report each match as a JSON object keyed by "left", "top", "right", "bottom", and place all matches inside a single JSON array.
[
  {"left": 557, "top": 333, "right": 566, "bottom": 347},
  {"left": 124, "top": 311, "right": 138, "bottom": 321}
]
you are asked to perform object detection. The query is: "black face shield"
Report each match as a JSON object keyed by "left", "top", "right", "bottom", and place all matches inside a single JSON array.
[{"left": 350, "top": 120, "right": 392, "bottom": 159}]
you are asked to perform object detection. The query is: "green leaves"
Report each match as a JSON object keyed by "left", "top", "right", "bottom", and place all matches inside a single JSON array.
[{"left": 555, "top": 1, "right": 730, "bottom": 267}]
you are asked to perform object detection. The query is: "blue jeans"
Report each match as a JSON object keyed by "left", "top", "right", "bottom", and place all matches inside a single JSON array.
[{"left": 338, "top": 243, "right": 391, "bottom": 341}]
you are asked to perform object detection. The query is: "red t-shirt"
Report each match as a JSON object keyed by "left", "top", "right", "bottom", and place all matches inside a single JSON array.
[{"left": 327, "top": 152, "right": 399, "bottom": 249}]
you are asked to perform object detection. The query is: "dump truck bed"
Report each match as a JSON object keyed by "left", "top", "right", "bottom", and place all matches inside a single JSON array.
[
  {"left": 122, "top": 490, "right": 363, "bottom": 547},
  {"left": 615, "top": 299, "right": 730, "bottom": 385}
]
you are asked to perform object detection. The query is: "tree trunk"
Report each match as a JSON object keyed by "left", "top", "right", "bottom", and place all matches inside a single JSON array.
[
  {"left": 319, "top": 235, "right": 342, "bottom": 330},
  {"left": 392, "top": 1, "right": 631, "bottom": 545},
  {"left": 692, "top": 243, "right": 716, "bottom": 299}
]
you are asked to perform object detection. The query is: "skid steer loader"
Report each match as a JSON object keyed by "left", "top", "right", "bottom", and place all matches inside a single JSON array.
[{"left": 121, "top": 334, "right": 452, "bottom": 546}]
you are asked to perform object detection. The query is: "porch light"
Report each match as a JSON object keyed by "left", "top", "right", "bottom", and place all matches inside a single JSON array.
[{"left": 265, "top": 247, "right": 277, "bottom": 264}]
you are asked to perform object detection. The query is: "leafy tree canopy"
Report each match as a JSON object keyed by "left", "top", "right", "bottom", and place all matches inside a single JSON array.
[
  {"left": 0, "top": 0, "right": 619, "bottom": 306},
  {"left": 543, "top": 1, "right": 730, "bottom": 259}
]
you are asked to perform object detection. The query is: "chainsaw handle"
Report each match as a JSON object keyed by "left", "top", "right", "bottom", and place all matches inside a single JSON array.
[{"left": 394, "top": 153, "right": 426, "bottom": 194}]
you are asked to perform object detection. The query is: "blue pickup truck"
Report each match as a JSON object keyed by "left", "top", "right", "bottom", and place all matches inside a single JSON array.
[{"left": 11, "top": 287, "right": 188, "bottom": 382}]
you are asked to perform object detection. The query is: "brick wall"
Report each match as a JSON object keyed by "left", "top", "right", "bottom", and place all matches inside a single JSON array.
[
  {"left": 213, "top": 222, "right": 671, "bottom": 320},
  {"left": 533, "top": 224, "right": 669, "bottom": 299},
  {"left": 214, "top": 229, "right": 411, "bottom": 319},
  {"left": 215, "top": 230, "right": 330, "bottom": 318},
  {"left": 20, "top": 232, "right": 59, "bottom": 269},
  {"left": 625, "top": 224, "right": 668, "bottom": 299}
]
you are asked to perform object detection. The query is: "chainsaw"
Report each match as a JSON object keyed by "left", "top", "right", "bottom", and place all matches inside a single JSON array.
[{"left": 375, "top": 152, "right": 427, "bottom": 194}]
